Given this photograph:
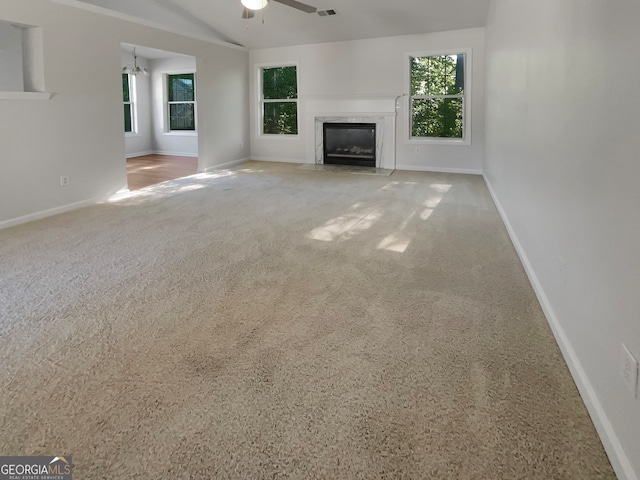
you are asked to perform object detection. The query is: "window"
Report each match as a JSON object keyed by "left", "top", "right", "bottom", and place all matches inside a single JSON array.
[
  {"left": 122, "top": 73, "right": 133, "bottom": 133},
  {"left": 168, "top": 73, "right": 196, "bottom": 131},
  {"left": 409, "top": 53, "right": 467, "bottom": 141},
  {"left": 261, "top": 65, "right": 298, "bottom": 135}
]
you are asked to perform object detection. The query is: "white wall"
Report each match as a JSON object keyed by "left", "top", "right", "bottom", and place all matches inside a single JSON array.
[
  {"left": 484, "top": 1, "right": 640, "bottom": 479},
  {"left": 0, "top": 0, "right": 249, "bottom": 227},
  {"left": 149, "top": 55, "right": 198, "bottom": 157},
  {"left": 249, "top": 28, "right": 485, "bottom": 173},
  {"left": 0, "top": 21, "right": 24, "bottom": 91},
  {"left": 121, "top": 49, "right": 153, "bottom": 157}
]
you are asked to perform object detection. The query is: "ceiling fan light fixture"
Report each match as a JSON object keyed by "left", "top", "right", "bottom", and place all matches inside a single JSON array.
[{"left": 241, "top": 0, "right": 268, "bottom": 10}]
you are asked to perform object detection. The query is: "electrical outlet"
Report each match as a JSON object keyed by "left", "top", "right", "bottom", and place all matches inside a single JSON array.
[
  {"left": 621, "top": 343, "right": 639, "bottom": 397},
  {"left": 415, "top": 147, "right": 421, "bottom": 155},
  {"left": 60, "top": 175, "right": 70, "bottom": 187}
]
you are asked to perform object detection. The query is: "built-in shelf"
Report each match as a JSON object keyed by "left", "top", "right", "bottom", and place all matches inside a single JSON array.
[{"left": 0, "top": 92, "right": 52, "bottom": 101}]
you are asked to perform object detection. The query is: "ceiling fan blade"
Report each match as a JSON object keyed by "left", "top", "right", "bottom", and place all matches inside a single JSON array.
[
  {"left": 273, "top": 0, "right": 317, "bottom": 13},
  {"left": 241, "top": 7, "right": 255, "bottom": 19}
]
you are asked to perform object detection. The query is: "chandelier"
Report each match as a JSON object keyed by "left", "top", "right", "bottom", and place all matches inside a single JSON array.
[{"left": 122, "top": 47, "right": 149, "bottom": 76}]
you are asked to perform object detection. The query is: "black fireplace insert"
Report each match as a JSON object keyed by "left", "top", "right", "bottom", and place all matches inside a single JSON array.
[{"left": 323, "top": 123, "right": 376, "bottom": 167}]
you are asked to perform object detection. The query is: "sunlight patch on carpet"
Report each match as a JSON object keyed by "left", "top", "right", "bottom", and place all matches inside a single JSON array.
[{"left": 105, "top": 171, "right": 236, "bottom": 203}]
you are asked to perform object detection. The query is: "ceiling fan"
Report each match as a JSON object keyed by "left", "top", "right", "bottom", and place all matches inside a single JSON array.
[{"left": 241, "top": 0, "right": 317, "bottom": 19}]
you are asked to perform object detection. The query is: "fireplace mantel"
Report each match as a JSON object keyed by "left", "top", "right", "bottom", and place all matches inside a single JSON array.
[{"left": 305, "top": 95, "right": 400, "bottom": 169}]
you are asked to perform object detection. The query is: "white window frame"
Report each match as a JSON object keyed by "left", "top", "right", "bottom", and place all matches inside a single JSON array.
[
  {"left": 405, "top": 48, "right": 472, "bottom": 146},
  {"left": 123, "top": 73, "right": 137, "bottom": 135},
  {"left": 165, "top": 71, "right": 197, "bottom": 134},
  {"left": 256, "top": 62, "right": 300, "bottom": 139}
]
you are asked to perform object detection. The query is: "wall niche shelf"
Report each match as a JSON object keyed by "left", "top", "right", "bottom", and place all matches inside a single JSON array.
[{"left": 0, "top": 92, "right": 52, "bottom": 101}]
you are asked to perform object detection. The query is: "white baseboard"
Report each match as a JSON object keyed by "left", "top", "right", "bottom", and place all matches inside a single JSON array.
[
  {"left": 125, "top": 150, "right": 154, "bottom": 159},
  {"left": 0, "top": 198, "right": 96, "bottom": 230},
  {"left": 0, "top": 183, "right": 129, "bottom": 231},
  {"left": 126, "top": 151, "right": 198, "bottom": 159},
  {"left": 396, "top": 164, "right": 482, "bottom": 175},
  {"left": 153, "top": 150, "right": 198, "bottom": 158},
  {"left": 483, "top": 174, "right": 637, "bottom": 480},
  {"left": 202, "top": 157, "right": 250, "bottom": 172},
  {"left": 250, "top": 156, "right": 305, "bottom": 164}
]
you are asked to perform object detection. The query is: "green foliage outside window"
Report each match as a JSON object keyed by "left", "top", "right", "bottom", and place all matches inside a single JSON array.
[
  {"left": 262, "top": 66, "right": 298, "bottom": 135},
  {"left": 410, "top": 54, "right": 465, "bottom": 139},
  {"left": 122, "top": 73, "right": 130, "bottom": 102},
  {"left": 122, "top": 73, "right": 132, "bottom": 133},
  {"left": 124, "top": 104, "right": 132, "bottom": 133},
  {"left": 168, "top": 74, "right": 195, "bottom": 102},
  {"left": 169, "top": 103, "right": 195, "bottom": 130},
  {"left": 168, "top": 73, "right": 195, "bottom": 131}
]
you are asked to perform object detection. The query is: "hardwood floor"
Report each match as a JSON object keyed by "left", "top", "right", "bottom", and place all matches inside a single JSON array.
[{"left": 126, "top": 154, "right": 198, "bottom": 190}]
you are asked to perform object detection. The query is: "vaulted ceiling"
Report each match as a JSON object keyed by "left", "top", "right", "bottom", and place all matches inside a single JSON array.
[{"left": 78, "top": 0, "right": 491, "bottom": 49}]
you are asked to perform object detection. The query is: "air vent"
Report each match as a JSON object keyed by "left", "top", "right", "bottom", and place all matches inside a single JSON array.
[{"left": 317, "top": 9, "right": 337, "bottom": 16}]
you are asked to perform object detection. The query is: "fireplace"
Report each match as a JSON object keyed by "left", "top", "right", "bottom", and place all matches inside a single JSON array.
[{"left": 323, "top": 123, "right": 376, "bottom": 167}]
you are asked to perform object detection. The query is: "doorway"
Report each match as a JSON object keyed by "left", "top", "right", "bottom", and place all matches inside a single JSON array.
[{"left": 121, "top": 43, "right": 199, "bottom": 190}]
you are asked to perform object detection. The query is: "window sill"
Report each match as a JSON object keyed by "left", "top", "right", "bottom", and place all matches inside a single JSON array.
[
  {"left": 258, "top": 134, "right": 300, "bottom": 140},
  {"left": 0, "top": 91, "right": 52, "bottom": 101},
  {"left": 163, "top": 131, "right": 197, "bottom": 137},
  {"left": 407, "top": 137, "right": 471, "bottom": 146},
  {"left": 125, "top": 132, "right": 140, "bottom": 137}
]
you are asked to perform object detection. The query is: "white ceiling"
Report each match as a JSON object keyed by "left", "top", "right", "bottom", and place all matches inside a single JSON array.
[{"left": 79, "top": 0, "right": 491, "bottom": 49}]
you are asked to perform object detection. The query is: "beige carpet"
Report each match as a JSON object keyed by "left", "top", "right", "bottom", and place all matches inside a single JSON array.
[{"left": 0, "top": 161, "right": 614, "bottom": 479}]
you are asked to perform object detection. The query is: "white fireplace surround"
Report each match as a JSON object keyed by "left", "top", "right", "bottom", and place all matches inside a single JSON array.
[{"left": 305, "top": 96, "right": 399, "bottom": 170}]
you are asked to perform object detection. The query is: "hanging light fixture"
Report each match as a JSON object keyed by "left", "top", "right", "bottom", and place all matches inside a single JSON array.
[
  {"left": 241, "top": 0, "right": 268, "bottom": 10},
  {"left": 122, "top": 47, "right": 149, "bottom": 76}
]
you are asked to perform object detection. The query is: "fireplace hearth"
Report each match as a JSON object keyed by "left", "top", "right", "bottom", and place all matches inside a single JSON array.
[{"left": 323, "top": 123, "right": 376, "bottom": 167}]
